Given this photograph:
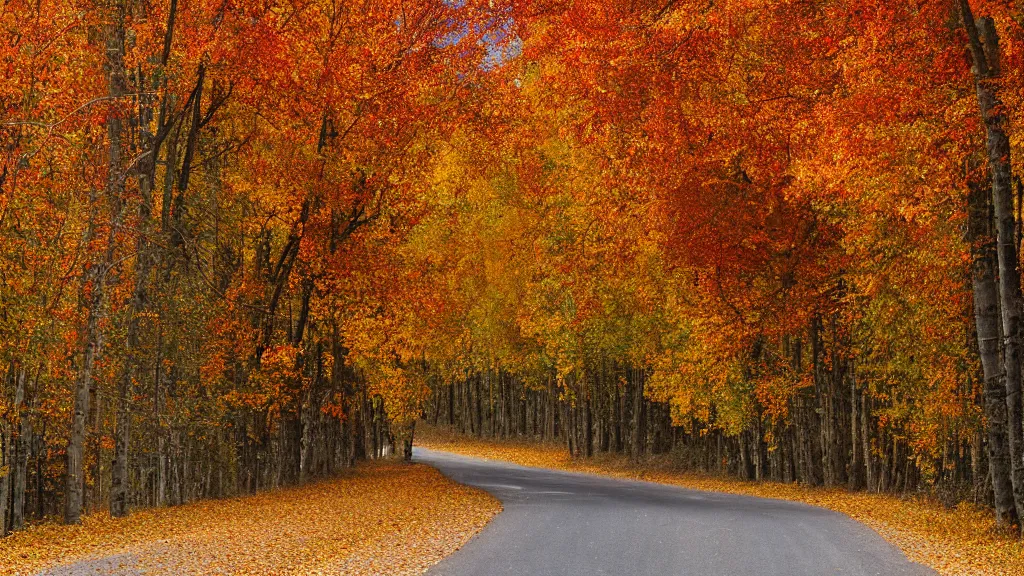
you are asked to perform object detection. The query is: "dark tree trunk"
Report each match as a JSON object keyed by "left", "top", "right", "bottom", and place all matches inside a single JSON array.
[
  {"left": 632, "top": 368, "right": 645, "bottom": 459},
  {"left": 404, "top": 421, "right": 415, "bottom": 462},
  {"left": 12, "top": 366, "right": 30, "bottom": 530},
  {"left": 1, "top": 413, "right": 10, "bottom": 536},
  {"left": 448, "top": 383, "right": 455, "bottom": 427},
  {"left": 584, "top": 375, "right": 593, "bottom": 458},
  {"left": 862, "top": 393, "right": 874, "bottom": 492},
  {"left": 849, "top": 367, "right": 861, "bottom": 491},
  {"left": 474, "top": 373, "right": 483, "bottom": 438}
]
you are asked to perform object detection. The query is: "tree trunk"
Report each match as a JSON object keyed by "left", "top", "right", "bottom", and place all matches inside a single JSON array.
[
  {"left": 67, "top": 276, "right": 103, "bottom": 525},
  {"left": 849, "top": 364, "right": 862, "bottom": 491},
  {"left": 474, "top": 373, "right": 483, "bottom": 438},
  {"left": 1, "top": 416, "right": 10, "bottom": 536},
  {"left": 584, "top": 375, "right": 593, "bottom": 458},
  {"left": 967, "top": 150, "right": 1019, "bottom": 525},
  {"left": 12, "top": 366, "right": 30, "bottom": 530},
  {"left": 565, "top": 402, "right": 575, "bottom": 456},
  {"left": 612, "top": 371, "right": 622, "bottom": 453},
  {"left": 111, "top": 17, "right": 165, "bottom": 517},
  {"left": 973, "top": 420, "right": 987, "bottom": 504},
  {"left": 489, "top": 373, "right": 495, "bottom": 438},
  {"left": 739, "top": 432, "right": 752, "bottom": 480},
  {"left": 960, "top": 2, "right": 1024, "bottom": 528},
  {"left": 632, "top": 368, "right": 645, "bottom": 459},
  {"left": 404, "top": 421, "right": 415, "bottom": 462},
  {"left": 447, "top": 383, "right": 454, "bottom": 427},
  {"left": 68, "top": 1, "right": 127, "bottom": 525},
  {"left": 547, "top": 375, "right": 556, "bottom": 440},
  {"left": 862, "top": 392, "right": 874, "bottom": 493},
  {"left": 299, "top": 386, "right": 316, "bottom": 483}
]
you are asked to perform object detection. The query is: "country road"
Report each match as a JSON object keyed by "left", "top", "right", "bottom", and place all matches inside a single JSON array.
[{"left": 415, "top": 448, "right": 937, "bottom": 576}]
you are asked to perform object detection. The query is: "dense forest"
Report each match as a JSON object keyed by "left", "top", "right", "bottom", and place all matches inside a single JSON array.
[{"left": 3, "top": 0, "right": 1024, "bottom": 538}]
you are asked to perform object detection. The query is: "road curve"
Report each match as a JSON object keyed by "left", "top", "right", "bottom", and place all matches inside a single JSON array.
[{"left": 415, "top": 447, "right": 937, "bottom": 576}]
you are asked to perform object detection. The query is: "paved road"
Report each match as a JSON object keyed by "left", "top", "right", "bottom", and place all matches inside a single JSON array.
[{"left": 415, "top": 448, "right": 937, "bottom": 576}]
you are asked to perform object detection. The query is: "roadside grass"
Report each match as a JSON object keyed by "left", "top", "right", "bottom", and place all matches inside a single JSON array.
[
  {"left": 0, "top": 461, "right": 500, "bottom": 576},
  {"left": 416, "top": 422, "right": 1024, "bottom": 576}
]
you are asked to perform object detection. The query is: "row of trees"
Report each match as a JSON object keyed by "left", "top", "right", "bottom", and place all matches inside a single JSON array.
[
  {"left": 0, "top": 0, "right": 510, "bottom": 533},
  {"left": 4, "top": 0, "right": 1024, "bottom": 539},
  {"left": 411, "top": 0, "right": 1024, "bottom": 537}
]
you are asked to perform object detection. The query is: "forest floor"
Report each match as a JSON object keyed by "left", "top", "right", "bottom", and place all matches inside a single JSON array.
[
  {"left": 0, "top": 461, "right": 500, "bottom": 576},
  {"left": 416, "top": 423, "right": 1024, "bottom": 576}
]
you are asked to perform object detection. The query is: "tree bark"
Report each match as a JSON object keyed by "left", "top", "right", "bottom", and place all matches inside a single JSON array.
[
  {"left": 111, "top": 105, "right": 153, "bottom": 517},
  {"left": 66, "top": 250, "right": 105, "bottom": 524},
  {"left": 862, "top": 391, "right": 874, "bottom": 493},
  {"left": 403, "top": 421, "right": 415, "bottom": 462},
  {"left": 299, "top": 354, "right": 319, "bottom": 483},
  {"left": 12, "top": 366, "right": 29, "bottom": 530},
  {"left": 584, "top": 374, "right": 593, "bottom": 458},
  {"left": 632, "top": 368, "right": 645, "bottom": 459},
  {"left": 112, "top": 0, "right": 178, "bottom": 518},
  {"left": 849, "top": 364, "right": 862, "bottom": 491},
  {"left": 474, "top": 373, "right": 483, "bottom": 438},
  {"left": 1, "top": 414, "right": 10, "bottom": 536},
  {"left": 960, "top": 2, "right": 1024, "bottom": 527},
  {"left": 68, "top": 1, "right": 127, "bottom": 525},
  {"left": 447, "top": 382, "right": 454, "bottom": 427},
  {"left": 967, "top": 152, "right": 1019, "bottom": 525}
]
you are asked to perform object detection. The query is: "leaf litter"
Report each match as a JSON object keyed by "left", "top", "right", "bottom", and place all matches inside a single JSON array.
[{"left": 0, "top": 462, "right": 500, "bottom": 576}]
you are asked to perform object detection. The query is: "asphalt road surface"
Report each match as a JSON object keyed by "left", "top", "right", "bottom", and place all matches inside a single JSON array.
[{"left": 415, "top": 447, "right": 937, "bottom": 576}]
